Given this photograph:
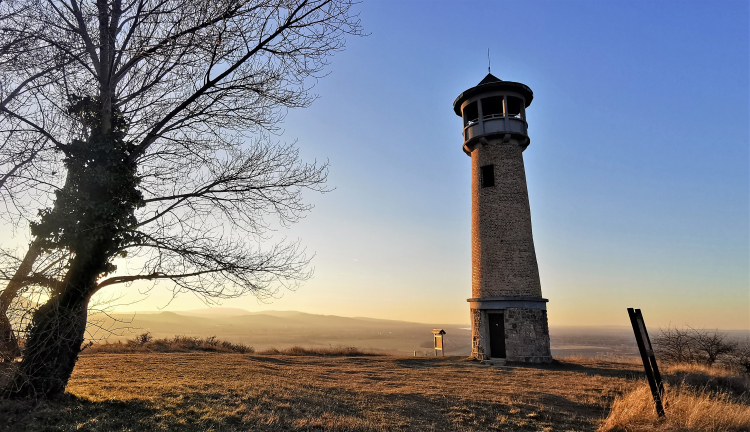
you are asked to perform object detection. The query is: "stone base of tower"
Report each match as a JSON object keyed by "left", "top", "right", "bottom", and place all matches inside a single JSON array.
[{"left": 469, "top": 300, "right": 552, "bottom": 363}]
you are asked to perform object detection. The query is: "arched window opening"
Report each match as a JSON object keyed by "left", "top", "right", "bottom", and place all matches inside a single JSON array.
[
  {"left": 481, "top": 96, "right": 504, "bottom": 120},
  {"left": 507, "top": 96, "right": 523, "bottom": 119},
  {"left": 463, "top": 101, "right": 479, "bottom": 126}
]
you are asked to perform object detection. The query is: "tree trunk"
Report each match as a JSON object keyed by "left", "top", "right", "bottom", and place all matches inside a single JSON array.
[
  {"left": 0, "top": 240, "right": 42, "bottom": 361},
  {"left": 3, "top": 296, "right": 88, "bottom": 398},
  {"left": 3, "top": 241, "right": 108, "bottom": 399}
]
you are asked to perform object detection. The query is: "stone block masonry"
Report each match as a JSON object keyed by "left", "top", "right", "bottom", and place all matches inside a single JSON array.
[
  {"left": 470, "top": 308, "right": 486, "bottom": 361},
  {"left": 504, "top": 308, "right": 551, "bottom": 362},
  {"left": 470, "top": 307, "right": 552, "bottom": 363}
]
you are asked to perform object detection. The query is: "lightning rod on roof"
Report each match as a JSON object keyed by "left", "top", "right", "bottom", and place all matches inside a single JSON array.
[{"left": 488, "top": 48, "right": 491, "bottom": 74}]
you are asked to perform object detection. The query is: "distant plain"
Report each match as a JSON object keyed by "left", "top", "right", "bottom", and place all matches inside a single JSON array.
[{"left": 84, "top": 308, "right": 682, "bottom": 359}]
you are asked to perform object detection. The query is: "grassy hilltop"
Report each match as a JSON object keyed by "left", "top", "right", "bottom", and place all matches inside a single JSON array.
[
  {"left": 3, "top": 350, "right": 749, "bottom": 431},
  {"left": 3, "top": 312, "right": 748, "bottom": 431},
  {"left": 2, "top": 354, "right": 638, "bottom": 431}
]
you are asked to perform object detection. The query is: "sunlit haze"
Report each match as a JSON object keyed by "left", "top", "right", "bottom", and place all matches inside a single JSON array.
[{"left": 7, "top": 1, "right": 749, "bottom": 329}]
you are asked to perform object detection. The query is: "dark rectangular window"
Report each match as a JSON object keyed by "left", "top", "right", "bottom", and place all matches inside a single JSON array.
[
  {"left": 463, "top": 101, "right": 478, "bottom": 126},
  {"left": 507, "top": 96, "right": 523, "bottom": 119},
  {"left": 480, "top": 165, "right": 495, "bottom": 188},
  {"left": 481, "top": 96, "right": 504, "bottom": 119}
]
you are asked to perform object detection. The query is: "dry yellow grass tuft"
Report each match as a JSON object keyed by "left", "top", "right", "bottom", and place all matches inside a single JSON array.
[
  {"left": 664, "top": 362, "right": 735, "bottom": 377},
  {"left": 661, "top": 362, "right": 750, "bottom": 402},
  {"left": 599, "top": 383, "right": 750, "bottom": 432}
]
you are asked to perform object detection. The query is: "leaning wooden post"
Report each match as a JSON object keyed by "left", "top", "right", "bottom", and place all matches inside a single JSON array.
[{"left": 627, "top": 308, "right": 665, "bottom": 417}]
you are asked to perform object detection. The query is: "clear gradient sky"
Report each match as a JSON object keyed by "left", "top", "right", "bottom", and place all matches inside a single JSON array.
[{"left": 24, "top": 1, "right": 750, "bottom": 328}]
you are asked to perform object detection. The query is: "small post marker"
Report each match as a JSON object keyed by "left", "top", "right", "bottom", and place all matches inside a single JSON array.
[{"left": 628, "top": 308, "right": 665, "bottom": 417}]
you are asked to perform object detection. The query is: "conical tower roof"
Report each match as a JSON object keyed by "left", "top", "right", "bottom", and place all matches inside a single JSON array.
[
  {"left": 477, "top": 73, "right": 502, "bottom": 85},
  {"left": 453, "top": 74, "right": 533, "bottom": 116}
]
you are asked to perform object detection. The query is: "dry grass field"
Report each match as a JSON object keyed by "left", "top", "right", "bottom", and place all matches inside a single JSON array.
[
  {"left": 2, "top": 353, "right": 749, "bottom": 432},
  {"left": 600, "top": 363, "right": 750, "bottom": 432},
  {"left": 1, "top": 354, "right": 642, "bottom": 432},
  {"left": 601, "top": 383, "right": 750, "bottom": 432}
]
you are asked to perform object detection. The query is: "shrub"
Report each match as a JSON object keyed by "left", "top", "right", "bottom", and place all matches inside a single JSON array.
[
  {"left": 258, "top": 346, "right": 378, "bottom": 356},
  {"left": 87, "top": 335, "right": 254, "bottom": 354},
  {"left": 132, "top": 332, "right": 153, "bottom": 346}
]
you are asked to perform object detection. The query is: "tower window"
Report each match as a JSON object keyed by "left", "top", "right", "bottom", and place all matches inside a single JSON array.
[
  {"left": 507, "top": 96, "right": 523, "bottom": 119},
  {"left": 481, "top": 96, "right": 504, "bottom": 119},
  {"left": 480, "top": 165, "right": 495, "bottom": 188},
  {"left": 463, "top": 101, "right": 478, "bottom": 126}
]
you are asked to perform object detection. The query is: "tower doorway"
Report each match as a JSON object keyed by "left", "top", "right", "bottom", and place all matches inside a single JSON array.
[{"left": 488, "top": 312, "right": 506, "bottom": 358}]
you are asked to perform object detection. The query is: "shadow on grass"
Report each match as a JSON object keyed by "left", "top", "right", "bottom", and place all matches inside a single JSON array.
[
  {"left": 535, "top": 392, "right": 612, "bottom": 418},
  {"left": 393, "top": 358, "right": 441, "bottom": 369},
  {"left": 244, "top": 355, "right": 295, "bottom": 366},
  {"left": 1, "top": 395, "right": 159, "bottom": 432},
  {"left": 392, "top": 356, "right": 470, "bottom": 370},
  {"left": 509, "top": 359, "right": 644, "bottom": 380},
  {"left": 1, "top": 382, "right": 602, "bottom": 432}
]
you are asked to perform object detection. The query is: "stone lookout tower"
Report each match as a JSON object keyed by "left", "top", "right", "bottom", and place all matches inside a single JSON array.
[{"left": 453, "top": 73, "right": 552, "bottom": 363}]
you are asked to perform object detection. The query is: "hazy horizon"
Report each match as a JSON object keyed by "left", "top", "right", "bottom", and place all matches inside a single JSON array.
[
  {"left": 84, "top": 307, "right": 749, "bottom": 361},
  {"left": 95, "top": 307, "right": 750, "bottom": 332}
]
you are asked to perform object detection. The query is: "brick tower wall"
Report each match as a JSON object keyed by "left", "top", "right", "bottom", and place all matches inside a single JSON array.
[{"left": 470, "top": 137, "right": 543, "bottom": 299}]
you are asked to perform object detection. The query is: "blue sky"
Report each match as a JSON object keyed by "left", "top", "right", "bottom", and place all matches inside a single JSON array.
[{"left": 109, "top": 1, "right": 749, "bottom": 329}]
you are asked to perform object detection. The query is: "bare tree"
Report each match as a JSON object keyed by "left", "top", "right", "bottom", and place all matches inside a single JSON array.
[
  {"left": 727, "top": 339, "right": 750, "bottom": 374},
  {"left": 653, "top": 326, "right": 737, "bottom": 367},
  {"left": 653, "top": 326, "right": 699, "bottom": 364},
  {"left": 0, "top": 0, "right": 362, "bottom": 398},
  {"left": 690, "top": 329, "right": 736, "bottom": 366}
]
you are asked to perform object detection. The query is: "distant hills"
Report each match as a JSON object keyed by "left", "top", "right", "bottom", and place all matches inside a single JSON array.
[
  {"left": 181, "top": 307, "right": 257, "bottom": 317},
  {"left": 86, "top": 308, "right": 661, "bottom": 358},
  {"left": 88, "top": 309, "right": 471, "bottom": 356},
  {"left": 90, "top": 308, "right": 750, "bottom": 358}
]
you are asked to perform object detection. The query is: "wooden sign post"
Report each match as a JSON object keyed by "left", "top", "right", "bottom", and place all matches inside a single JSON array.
[
  {"left": 432, "top": 329, "right": 446, "bottom": 357},
  {"left": 627, "top": 308, "right": 665, "bottom": 417}
]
